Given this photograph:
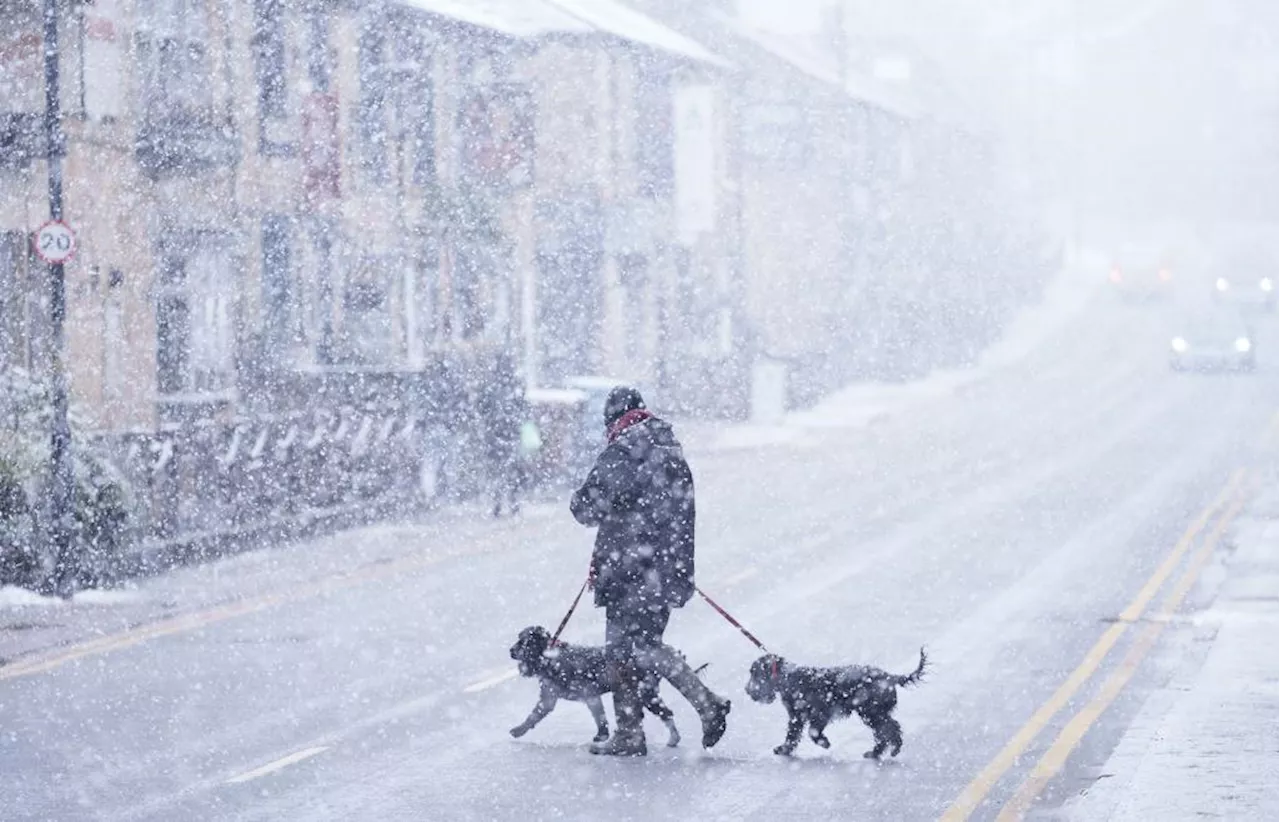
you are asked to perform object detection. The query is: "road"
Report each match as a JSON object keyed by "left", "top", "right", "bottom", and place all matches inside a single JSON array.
[{"left": 2, "top": 293, "right": 1276, "bottom": 822}]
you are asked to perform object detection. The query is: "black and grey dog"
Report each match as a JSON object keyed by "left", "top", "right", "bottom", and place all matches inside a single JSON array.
[
  {"left": 508, "top": 626, "right": 688, "bottom": 746},
  {"left": 745, "top": 648, "right": 927, "bottom": 759}
]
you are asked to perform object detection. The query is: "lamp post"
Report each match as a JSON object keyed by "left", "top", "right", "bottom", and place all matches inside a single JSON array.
[{"left": 41, "top": 0, "right": 75, "bottom": 595}]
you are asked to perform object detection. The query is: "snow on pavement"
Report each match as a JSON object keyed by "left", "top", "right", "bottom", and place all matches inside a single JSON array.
[
  {"left": 1061, "top": 474, "right": 1280, "bottom": 822},
  {"left": 690, "top": 254, "right": 1104, "bottom": 451}
]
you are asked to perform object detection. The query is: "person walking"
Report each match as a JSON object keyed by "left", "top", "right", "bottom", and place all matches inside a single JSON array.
[
  {"left": 480, "top": 353, "right": 523, "bottom": 518},
  {"left": 570, "top": 386, "right": 731, "bottom": 756}
]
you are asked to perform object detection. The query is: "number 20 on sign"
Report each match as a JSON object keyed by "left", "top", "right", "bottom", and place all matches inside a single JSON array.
[{"left": 33, "top": 220, "right": 77, "bottom": 265}]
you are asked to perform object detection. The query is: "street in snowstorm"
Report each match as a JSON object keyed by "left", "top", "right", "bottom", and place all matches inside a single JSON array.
[
  {"left": 2, "top": 287, "right": 1276, "bottom": 821},
  {"left": 1, "top": 0, "right": 1276, "bottom": 821}
]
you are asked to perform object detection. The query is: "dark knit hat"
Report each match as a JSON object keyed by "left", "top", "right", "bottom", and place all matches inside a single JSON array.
[{"left": 602, "top": 385, "right": 646, "bottom": 426}]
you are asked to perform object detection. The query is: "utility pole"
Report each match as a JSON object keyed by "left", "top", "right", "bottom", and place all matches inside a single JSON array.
[{"left": 42, "top": 0, "right": 75, "bottom": 595}]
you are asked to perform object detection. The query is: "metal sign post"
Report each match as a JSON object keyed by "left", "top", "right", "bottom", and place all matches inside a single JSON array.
[{"left": 40, "top": 0, "right": 75, "bottom": 596}]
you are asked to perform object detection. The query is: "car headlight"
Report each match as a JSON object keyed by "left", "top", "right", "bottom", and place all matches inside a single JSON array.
[
  {"left": 1171, "top": 337, "right": 1189, "bottom": 353},
  {"left": 1261, "top": 278, "right": 1274, "bottom": 293},
  {"left": 1216, "top": 278, "right": 1230, "bottom": 291},
  {"left": 1235, "top": 338, "right": 1252, "bottom": 353}
]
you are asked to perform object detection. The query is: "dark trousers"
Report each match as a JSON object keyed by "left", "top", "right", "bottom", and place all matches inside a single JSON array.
[
  {"left": 489, "top": 452, "right": 519, "bottom": 516},
  {"left": 604, "top": 602, "right": 718, "bottom": 735}
]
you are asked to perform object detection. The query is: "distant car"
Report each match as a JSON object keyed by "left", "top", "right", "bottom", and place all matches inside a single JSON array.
[
  {"left": 1168, "top": 311, "right": 1256, "bottom": 373},
  {"left": 1109, "top": 244, "right": 1174, "bottom": 302},
  {"left": 1210, "top": 249, "right": 1276, "bottom": 311}
]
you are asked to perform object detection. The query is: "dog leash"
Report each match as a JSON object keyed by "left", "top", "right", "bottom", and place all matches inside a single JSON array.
[
  {"left": 694, "top": 586, "right": 771, "bottom": 654},
  {"left": 695, "top": 586, "right": 781, "bottom": 681},
  {"left": 549, "top": 576, "right": 589, "bottom": 647}
]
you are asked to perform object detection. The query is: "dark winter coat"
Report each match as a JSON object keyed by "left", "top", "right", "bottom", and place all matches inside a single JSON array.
[
  {"left": 570, "top": 416, "right": 696, "bottom": 610},
  {"left": 479, "top": 365, "right": 523, "bottom": 467}
]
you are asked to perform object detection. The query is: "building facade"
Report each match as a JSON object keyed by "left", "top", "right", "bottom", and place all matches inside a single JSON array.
[{"left": 0, "top": 0, "right": 736, "bottom": 433}]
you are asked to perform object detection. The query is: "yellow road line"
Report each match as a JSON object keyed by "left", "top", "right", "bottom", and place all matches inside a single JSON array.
[
  {"left": 938, "top": 468, "right": 1244, "bottom": 822},
  {"left": 994, "top": 479, "right": 1250, "bottom": 820}
]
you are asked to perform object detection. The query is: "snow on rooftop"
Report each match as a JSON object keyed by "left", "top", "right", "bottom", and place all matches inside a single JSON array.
[
  {"left": 720, "top": 16, "right": 920, "bottom": 119},
  {"left": 400, "top": 0, "right": 591, "bottom": 38},
  {"left": 400, "top": 0, "right": 729, "bottom": 68},
  {"left": 545, "top": 0, "right": 732, "bottom": 68}
]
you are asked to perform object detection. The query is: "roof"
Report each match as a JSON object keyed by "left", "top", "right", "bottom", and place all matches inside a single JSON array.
[
  {"left": 400, "top": 0, "right": 729, "bottom": 68},
  {"left": 544, "top": 0, "right": 732, "bottom": 68},
  {"left": 719, "top": 16, "right": 920, "bottom": 119},
  {"left": 399, "top": 0, "right": 592, "bottom": 37}
]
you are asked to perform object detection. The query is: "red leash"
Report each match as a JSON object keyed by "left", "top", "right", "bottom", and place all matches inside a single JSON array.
[
  {"left": 550, "top": 577, "right": 776, "bottom": 677},
  {"left": 549, "top": 577, "right": 589, "bottom": 647},
  {"left": 695, "top": 586, "right": 771, "bottom": 654},
  {"left": 696, "top": 586, "right": 780, "bottom": 681}
]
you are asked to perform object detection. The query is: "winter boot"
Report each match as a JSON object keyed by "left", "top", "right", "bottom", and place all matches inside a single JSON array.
[
  {"left": 593, "top": 662, "right": 647, "bottom": 756},
  {"left": 642, "top": 644, "right": 733, "bottom": 748},
  {"left": 699, "top": 696, "right": 732, "bottom": 749},
  {"left": 589, "top": 729, "right": 647, "bottom": 757}
]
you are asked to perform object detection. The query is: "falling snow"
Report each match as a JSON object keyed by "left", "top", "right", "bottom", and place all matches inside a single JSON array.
[{"left": 0, "top": 0, "right": 1276, "bottom": 820}]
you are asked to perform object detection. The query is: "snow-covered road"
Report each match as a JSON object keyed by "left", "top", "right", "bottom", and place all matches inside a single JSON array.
[{"left": 2, "top": 294, "right": 1276, "bottom": 822}]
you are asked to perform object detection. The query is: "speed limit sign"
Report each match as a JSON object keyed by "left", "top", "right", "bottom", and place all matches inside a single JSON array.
[{"left": 33, "top": 220, "right": 77, "bottom": 264}]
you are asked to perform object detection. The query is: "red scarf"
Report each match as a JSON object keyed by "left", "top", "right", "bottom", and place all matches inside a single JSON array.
[{"left": 607, "top": 409, "right": 652, "bottom": 443}]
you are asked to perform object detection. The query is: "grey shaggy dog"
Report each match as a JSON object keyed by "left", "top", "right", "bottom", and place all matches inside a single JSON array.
[
  {"left": 745, "top": 648, "right": 927, "bottom": 759},
  {"left": 508, "top": 625, "right": 692, "bottom": 747}
]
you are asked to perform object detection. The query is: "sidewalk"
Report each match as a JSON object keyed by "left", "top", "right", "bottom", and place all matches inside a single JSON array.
[
  {"left": 679, "top": 257, "right": 1102, "bottom": 453},
  {"left": 0, "top": 497, "right": 568, "bottom": 667},
  {"left": 1062, "top": 475, "right": 1280, "bottom": 821}
]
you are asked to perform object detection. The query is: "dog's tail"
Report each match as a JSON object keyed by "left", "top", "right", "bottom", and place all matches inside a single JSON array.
[{"left": 894, "top": 648, "right": 927, "bottom": 687}]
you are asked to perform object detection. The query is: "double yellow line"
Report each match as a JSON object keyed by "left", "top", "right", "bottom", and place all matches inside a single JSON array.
[{"left": 941, "top": 467, "right": 1253, "bottom": 822}]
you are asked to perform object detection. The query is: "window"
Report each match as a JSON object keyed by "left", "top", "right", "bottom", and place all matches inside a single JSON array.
[
  {"left": 252, "top": 0, "right": 286, "bottom": 122},
  {"left": 635, "top": 72, "right": 673, "bottom": 199},
  {"left": 410, "top": 55, "right": 436, "bottom": 186},
  {"left": 305, "top": 6, "right": 332, "bottom": 92},
  {"left": 453, "top": 241, "right": 484, "bottom": 341},
  {"left": 135, "top": 0, "right": 213, "bottom": 116},
  {"left": 0, "top": 4, "right": 42, "bottom": 114},
  {"left": 84, "top": 0, "right": 126, "bottom": 121},
  {"left": 357, "top": 22, "right": 388, "bottom": 182},
  {"left": 261, "top": 215, "right": 292, "bottom": 358},
  {"left": 155, "top": 258, "right": 189, "bottom": 394},
  {"left": 457, "top": 85, "right": 534, "bottom": 192},
  {"left": 155, "top": 245, "right": 235, "bottom": 395},
  {"left": 302, "top": 91, "right": 340, "bottom": 202},
  {"left": 186, "top": 253, "right": 234, "bottom": 391},
  {"left": 253, "top": 0, "right": 295, "bottom": 155}
]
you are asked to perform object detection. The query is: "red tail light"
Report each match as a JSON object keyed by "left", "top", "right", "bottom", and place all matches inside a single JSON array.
[{"left": 1110, "top": 267, "right": 1123, "bottom": 284}]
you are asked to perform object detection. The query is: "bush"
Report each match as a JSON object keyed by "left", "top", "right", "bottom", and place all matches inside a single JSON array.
[{"left": 0, "top": 368, "right": 135, "bottom": 590}]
